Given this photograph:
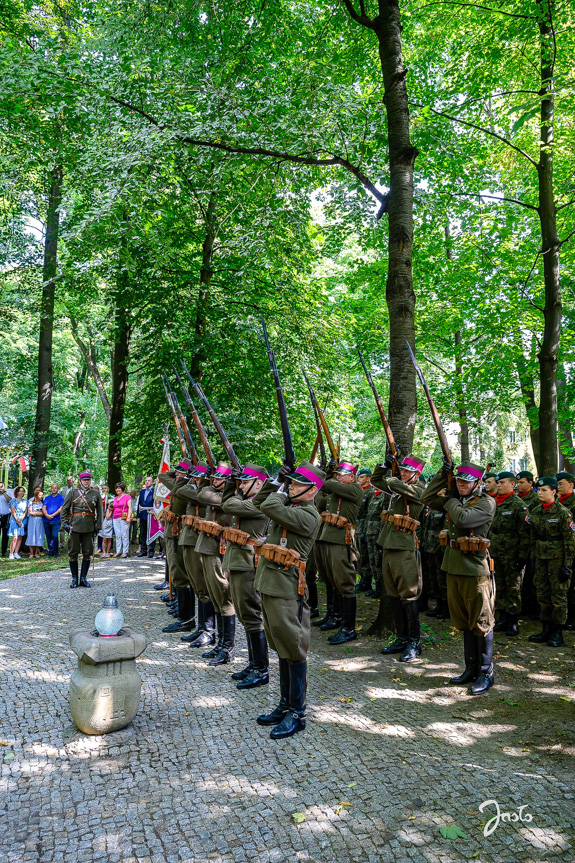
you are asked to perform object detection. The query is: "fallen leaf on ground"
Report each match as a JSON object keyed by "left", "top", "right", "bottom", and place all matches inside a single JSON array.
[
  {"left": 440, "top": 825, "right": 467, "bottom": 840},
  {"left": 347, "top": 782, "right": 357, "bottom": 787},
  {"left": 292, "top": 812, "right": 306, "bottom": 823}
]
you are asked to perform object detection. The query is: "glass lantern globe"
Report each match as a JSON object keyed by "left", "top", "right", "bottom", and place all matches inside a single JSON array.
[{"left": 94, "top": 594, "right": 124, "bottom": 637}]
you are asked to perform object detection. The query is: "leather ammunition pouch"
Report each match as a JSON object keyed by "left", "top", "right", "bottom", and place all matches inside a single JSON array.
[
  {"left": 221, "top": 526, "right": 251, "bottom": 547},
  {"left": 261, "top": 529, "right": 307, "bottom": 595},
  {"left": 163, "top": 508, "right": 179, "bottom": 536},
  {"left": 439, "top": 529, "right": 449, "bottom": 547},
  {"left": 451, "top": 535, "right": 491, "bottom": 553},
  {"left": 198, "top": 519, "right": 223, "bottom": 538},
  {"left": 381, "top": 510, "right": 389, "bottom": 523},
  {"left": 389, "top": 513, "right": 420, "bottom": 534},
  {"left": 321, "top": 510, "right": 355, "bottom": 546}
]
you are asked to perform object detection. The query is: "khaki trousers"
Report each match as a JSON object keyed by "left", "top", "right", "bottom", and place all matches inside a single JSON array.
[
  {"left": 182, "top": 546, "right": 210, "bottom": 603},
  {"left": 201, "top": 553, "right": 235, "bottom": 616},
  {"left": 447, "top": 573, "right": 495, "bottom": 635},
  {"left": 382, "top": 548, "right": 422, "bottom": 601},
  {"left": 262, "top": 594, "right": 310, "bottom": 662},
  {"left": 229, "top": 568, "right": 263, "bottom": 632}
]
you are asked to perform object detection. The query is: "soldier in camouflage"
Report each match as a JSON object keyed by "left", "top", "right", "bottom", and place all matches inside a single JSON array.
[
  {"left": 484, "top": 472, "right": 497, "bottom": 500},
  {"left": 517, "top": 470, "right": 540, "bottom": 620},
  {"left": 528, "top": 477, "right": 575, "bottom": 647},
  {"left": 423, "top": 506, "right": 449, "bottom": 619},
  {"left": 490, "top": 471, "right": 530, "bottom": 637},
  {"left": 355, "top": 468, "right": 374, "bottom": 593},
  {"left": 557, "top": 471, "right": 575, "bottom": 630}
]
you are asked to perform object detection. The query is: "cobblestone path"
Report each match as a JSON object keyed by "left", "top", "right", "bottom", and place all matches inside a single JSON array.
[{"left": 1, "top": 560, "right": 574, "bottom": 863}]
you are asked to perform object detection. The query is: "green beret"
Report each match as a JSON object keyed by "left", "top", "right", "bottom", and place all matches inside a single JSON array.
[
  {"left": 516, "top": 471, "right": 534, "bottom": 481},
  {"left": 556, "top": 472, "right": 575, "bottom": 483},
  {"left": 536, "top": 476, "right": 558, "bottom": 489},
  {"left": 358, "top": 468, "right": 372, "bottom": 476},
  {"left": 496, "top": 471, "right": 517, "bottom": 481},
  {"left": 484, "top": 472, "right": 497, "bottom": 480}
]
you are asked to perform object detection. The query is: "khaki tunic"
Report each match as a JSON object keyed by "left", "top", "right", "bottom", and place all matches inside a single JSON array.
[
  {"left": 61, "top": 488, "right": 103, "bottom": 562},
  {"left": 158, "top": 472, "right": 189, "bottom": 589},
  {"left": 314, "top": 477, "right": 364, "bottom": 598},
  {"left": 253, "top": 482, "right": 321, "bottom": 662},
  {"left": 196, "top": 483, "right": 234, "bottom": 615},
  {"left": 173, "top": 482, "right": 209, "bottom": 600}
]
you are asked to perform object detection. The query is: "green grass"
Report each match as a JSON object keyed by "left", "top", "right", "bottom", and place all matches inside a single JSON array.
[{"left": 0, "top": 554, "right": 70, "bottom": 579}]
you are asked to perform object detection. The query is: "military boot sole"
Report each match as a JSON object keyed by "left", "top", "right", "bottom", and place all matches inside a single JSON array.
[{"left": 236, "top": 671, "right": 269, "bottom": 690}]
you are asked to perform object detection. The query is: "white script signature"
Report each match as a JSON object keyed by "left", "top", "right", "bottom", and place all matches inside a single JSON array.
[{"left": 479, "top": 799, "right": 533, "bottom": 837}]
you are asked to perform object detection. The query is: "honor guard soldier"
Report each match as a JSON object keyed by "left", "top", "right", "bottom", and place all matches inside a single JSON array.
[
  {"left": 422, "top": 462, "right": 496, "bottom": 694},
  {"left": 484, "top": 473, "right": 497, "bottom": 499},
  {"left": 528, "top": 477, "right": 575, "bottom": 648},
  {"left": 195, "top": 463, "right": 235, "bottom": 665},
  {"left": 372, "top": 454, "right": 425, "bottom": 662},
  {"left": 557, "top": 472, "right": 575, "bottom": 630},
  {"left": 314, "top": 460, "right": 364, "bottom": 645},
  {"left": 172, "top": 462, "right": 216, "bottom": 648},
  {"left": 222, "top": 464, "right": 270, "bottom": 689},
  {"left": 158, "top": 461, "right": 196, "bottom": 633},
  {"left": 253, "top": 461, "right": 324, "bottom": 739},
  {"left": 489, "top": 471, "right": 530, "bottom": 637},
  {"left": 517, "top": 470, "right": 540, "bottom": 620},
  {"left": 356, "top": 468, "right": 374, "bottom": 593},
  {"left": 61, "top": 471, "right": 103, "bottom": 588}
]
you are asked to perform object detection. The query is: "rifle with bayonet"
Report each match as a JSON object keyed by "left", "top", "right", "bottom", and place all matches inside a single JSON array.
[
  {"left": 161, "top": 373, "right": 188, "bottom": 460},
  {"left": 179, "top": 360, "right": 241, "bottom": 471},
  {"left": 310, "top": 396, "right": 329, "bottom": 467},
  {"left": 261, "top": 317, "right": 296, "bottom": 470},
  {"left": 164, "top": 373, "right": 198, "bottom": 465},
  {"left": 405, "top": 341, "right": 453, "bottom": 489},
  {"left": 357, "top": 348, "right": 400, "bottom": 476},
  {"left": 302, "top": 368, "right": 338, "bottom": 461},
  {"left": 172, "top": 365, "right": 216, "bottom": 471}
]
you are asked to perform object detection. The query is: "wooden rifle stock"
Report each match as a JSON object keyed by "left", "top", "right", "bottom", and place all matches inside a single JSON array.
[
  {"left": 161, "top": 374, "right": 188, "bottom": 459},
  {"left": 302, "top": 369, "right": 338, "bottom": 461},
  {"left": 172, "top": 365, "right": 215, "bottom": 470},
  {"left": 310, "top": 396, "right": 329, "bottom": 466},
  {"left": 357, "top": 348, "right": 399, "bottom": 475},
  {"left": 166, "top": 375, "right": 198, "bottom": 465}
]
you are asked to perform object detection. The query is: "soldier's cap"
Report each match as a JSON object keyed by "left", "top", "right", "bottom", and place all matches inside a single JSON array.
[
  {"left": 176, "top": 461, "right": 191, "bottom": 472},
  {"left": 335, "top": 461, "right": 358, "bottom": 476},
  {"left": 536, "top": 476, "right": 558, "bottom": 489},
  {"left": 289, "top": 461, "right": 326, "bottom": 489},
  {"left": 516, "top": 470, "right": 534, "bottom": 481},
  {"left": 190, "top": 462, "right": 209, "bottom": 478},
  {"left": 213, "top": 462, "right": 233, "bottom": 479},
  {"left": 556, "top": 471, "right": 575, "bottom": 483},
  {"left": 78, "top": 471, "right": 92, "bottom": 480},
  {"left": 358, "top": 468, "right": 372, "bottom": 476},
  {"left": 400, "top": 455, "right": 426, "bottom": 472},
  {"left": 239, "top": 463, "right": 269, "bottom": 482},
  {"left": 484, "top": 472, "right": 497, "bottom": 479},
  {"left": 496, "top": 471, "right": 517, "bottom": 481},
  {"left": 455, "top": 463, "right": 483, "bottom": 482}
]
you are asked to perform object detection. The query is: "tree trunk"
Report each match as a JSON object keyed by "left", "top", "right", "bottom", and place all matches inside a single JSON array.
[
  {"left": 29, "top": 165, "right": 63, "bottom": 494},
  {"left": 72, "top": 411, "right": 87, "bottom": 454},
  {"left": 106, "top": 222, "right": 132, "bottom": 489},
  {"left": 536, "top": 1, "right": 560, "bottom": 475},
  {"left": 69, "top": 314, "right": 111, "bottom": 421},
  {"left": 373, "top": 0, "right": 417, "bottom": 456},
  {"left": 192, "top": 196, "right": 216, "bottom": 378}
]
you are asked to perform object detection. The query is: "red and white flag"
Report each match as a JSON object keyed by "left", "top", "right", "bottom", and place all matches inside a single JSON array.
[{"left": 148, "top": 436, "right": 170, "bottom": 544}]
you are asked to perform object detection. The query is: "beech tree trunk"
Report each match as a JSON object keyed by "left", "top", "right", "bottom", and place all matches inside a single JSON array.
[
  {"left": 107, "top": 222, "right": 132, "bottom": 489},
  {"left": 70, "top": 315, "right": 111, "bottom": 421},
  {"left": 536, "top": 1, "right": 560, "bottom": 475},
  {"left": 29, "top": 165, "right": 63, "bottom": 494}
]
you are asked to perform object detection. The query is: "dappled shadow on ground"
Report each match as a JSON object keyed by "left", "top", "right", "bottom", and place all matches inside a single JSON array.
[{"left": 0, "top": 563, "right": 573, "bottom": 863}]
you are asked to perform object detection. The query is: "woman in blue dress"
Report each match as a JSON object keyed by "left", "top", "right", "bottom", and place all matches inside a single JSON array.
[
  {"left": 8, "top": 487, "right": 28, "bottom": 560},
  {"left": 27, "top": 487, "right": 46, "bottom": 558}
]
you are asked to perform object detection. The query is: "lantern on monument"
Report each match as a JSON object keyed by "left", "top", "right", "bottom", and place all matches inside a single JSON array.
[{"left": 94, "top": 595, "right": 124, "bottom": 637}]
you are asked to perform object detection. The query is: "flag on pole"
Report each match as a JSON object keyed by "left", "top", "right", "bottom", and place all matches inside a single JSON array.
[
  {"left": 11, "top": 455, "right": 29, "bottom": 472},
  {"left": 148, "top": 435, "right": 170, "bottom": 544}
]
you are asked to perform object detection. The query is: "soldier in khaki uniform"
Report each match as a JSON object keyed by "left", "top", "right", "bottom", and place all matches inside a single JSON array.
[
  {"left": 372, "top": 454, "right": 425, "bottom": 662},
  {"left": 222, "top": 464, "right": 270, "bottom": 689},
  {"left": 158, "top": 461, "right": 195, "bottom": 633},
  {"left": 490, "top": 471, "right": 530, "bottom": 637},
  {"left": 61, "top": 471, "right": 103, "bottom": 588},
  {"left": 422, "top": 462, "right": 496, "bottom": 695},
  {"left": 356, "top": 468, "right": 374, "bottom": 593},
  {"left": 528, "top": 477, "right": 575, "bottom": 648},
  {"left": 314, "top": 461, "right": 364, "bottom": 645},
  {"left": 172, "top": 462, "right": 216, "bottom": 648},
  {"left": 517, "top": 470, "right": 540, "bottom": 620},
  {"left": 195, "top": 463, "right": 235, "bottom": 665},
  {"left": 253, "top": 461, "right": 324, "bottom": 739},
  {"left": 556, "top": 471, "right": 575, "bottom": 630}
]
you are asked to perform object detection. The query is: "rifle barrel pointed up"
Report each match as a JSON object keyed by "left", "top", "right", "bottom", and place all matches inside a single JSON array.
[
  {"left": 302, "top": 368, "right": 338, "bottom": 460},
  {"left": 357, "top": 348, "right": 399, "bottom": 474},
  {"left": 161, "top": 372, "right": 188, "bottom": 460},
  {"left": 173, "top": 364, "right": 215, "bottom": 470},
  {"left": 261, "top": 317, "right": 296, "bottom": 469}
]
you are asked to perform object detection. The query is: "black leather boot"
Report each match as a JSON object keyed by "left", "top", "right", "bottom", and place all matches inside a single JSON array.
[
  {"left": 381, "top": 598, "right": 408, "bottom": 654},
  {"left": 137, "top": 547, "right": 147, "bottom": 557},
  {"left": 505, "top": 613, "right": 519, "bottom": 637},
  {"left": 470, "top": 631, "right": 494, "bottom": 695},
  {"left": 79, "top": 558, "right": 92, "bottom": 588},
  {"left": 181, "top": 597, "right": 205, "bottom": 642},
  {"left": 69, "top": 560, "right": 79, "bottom": 589},
  {"left": 231, "top": 631, "right": 254, "bottom": 680},
  {"left": 209, "top": 615, "right": 236, "bottom": 666},
  {"left": 189, "top": 601, "right": 216, "bottom": 648},
  {"left": 328, "top": 596, "right": 357, "bottom": 645},
  {"left": 493, "top": 611, "right": 507, "bottom": 633},
  {"left": 528, "top": 622, "right": 553, "bottom": 643},
  {"left": 161, "top": 593, "right": 171, "bottom": 602},
  {"left": 565, "top": 603, "right": 575, "bottom": 631},
  {"left": 237, "top": 630, "right": 269, "bottom": 689},
  {"left": 307, "top": 579, "right": 319, "bottom": 618},
  {"left": 366, "top": 577, "right": 382, "bottom": 599},
  {"left": 547, "top": 625, "right": 564, "bottom": 647},
  {"left": 425, "top": 599, "right": 440, "bottom": 618},
  {"left": 313, "top": 580, "right": 334, "bottom": 627},
  {"left": 257, "top": 658, "right": 289, "bottom": 725},
  {"left": 163, "top": 587, "right": 195, "bottom": 633},
  {"left": 319, "top": 583, "right": 341, "bottom": 630},
  {"left": 436, "top": 598, "right": 450, "bottom": 620},
  {"left": 399, "top": 600, "right": 421, "bottom": 662},
  {"left": 202, "top": 612, "right": 223, "bottom": 657},
  {"left": 154, "top": 580, "right": 169, "bottom": 591},
  {"left": 355, "top": 574, "right": 372, "bottom": 593},
  {"left": 449, "top": 630, "right": 479, "bottom": 685},
  {"left": 270, "top": 660, "right": 307, "bottom": 739}
]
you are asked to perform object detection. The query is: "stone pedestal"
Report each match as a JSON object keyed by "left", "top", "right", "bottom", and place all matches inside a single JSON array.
[{"left": 69, "top": 627, "right": 147, "bottom": 735}]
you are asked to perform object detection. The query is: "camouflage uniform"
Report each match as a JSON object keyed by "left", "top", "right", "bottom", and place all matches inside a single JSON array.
[
  {"left": 422, "top": 506, "right": 448, "bottom": 615},
  {"left": 529, "top": 501, "right": 575, "bottom": 627},
  {"left": 558, "top": 490, "right": 575, "bottom": 629},
  {"left": 489, "top": 492, "right": 530, "bottom": 625},
  {"left": 518, "top": 486, "right": 541, "bottom": 618},
  {"left": 365, "top": 488, "right": 385, "bottom": 590},
  {"left": 356, "top": 485, "right": 374, "bottom": 589}
]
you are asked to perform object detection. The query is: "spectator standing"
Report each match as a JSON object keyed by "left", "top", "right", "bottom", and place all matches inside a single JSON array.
[
  {"left": 112, "top": 482, "right": 132, "bottom": 558},
  {"left": 8, "top": 487, "right": 27, "bottom": 559},
  {"left": 42, "top": 483, "right": 65, "bottom": 557},
  {"left": 97, "top": 484, "right": 112, "bottom": 554},
  {"left": 0, "top": 482, "right": 12, "bottom": 557},
  {"left": 129, "top": 489, "right": 138, "bottom": 544},
  {"left": 136, "top": 477, "right": 156, "bottom": 558},
  {"left": 27, "top": 488, "right": 46, "bottom": 558}
]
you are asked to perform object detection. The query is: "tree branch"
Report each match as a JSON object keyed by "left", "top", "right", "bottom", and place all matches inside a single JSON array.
[
  {"left": 68, "top": 312, "right": 111, "bottom": 422},
  {"left": 411, "top": 101, "right": 539, "bottom": 167},
  {"left": 340, "top": 0, "right": 374, "bottom": 27},
  {"left": 450, "top": 190, "right": 539, "bottom": 211},
  {"left": 417, "top": 1, "right": 536, "bottom": 19}
]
